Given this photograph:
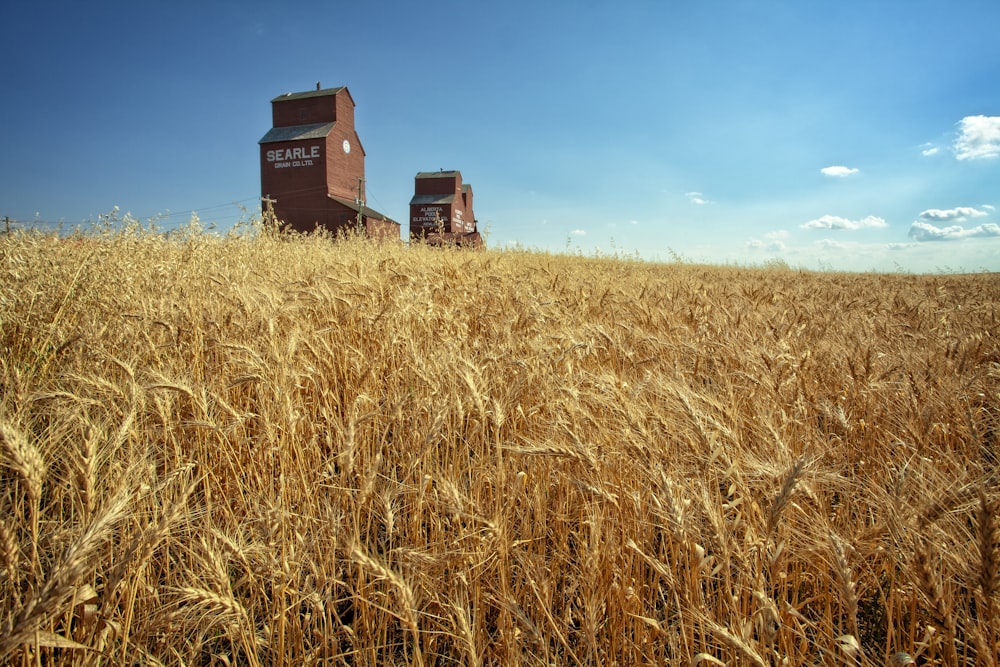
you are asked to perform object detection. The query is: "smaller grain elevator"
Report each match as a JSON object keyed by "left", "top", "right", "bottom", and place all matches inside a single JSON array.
[
  {"left": 409, "top": 170, "right": 481, "bottom": 247},
  {"left": 259, "top": 85, "right": 399, "bottom": 238}
]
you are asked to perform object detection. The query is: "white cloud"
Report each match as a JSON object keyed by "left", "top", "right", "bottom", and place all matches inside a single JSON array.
[
  {"left": 922, "top": 146, "right": 940, "bottom": 157},
  {"left": 765, "top": 230, "right": 789, "bottom": 240},
  {"left": 954, "top": 115, "right": 1000, "bottom": 160},
  {"left": 747, "top": 239, "right": 786, "bottom": 252},
  {"left": 571, "top": 229, "right": 587, "bottom": 236},
  {"left": 820, "top": 165, "right": 859, "bottom": 177},
  {"left": 909, "top": 221, "right": 1000, "bottom": 242},
  {"left": 984, "top": 204, "right": 996, "bottom": 211},
  {"left": 801, "top": 215, "right": 888, "bottom": 230},
  {"left": 629, "top": 219, "right": 639, "bottom": 225},
  {"left": 685, "top": 191, "right": 710, "bottom": 205},
  {"left": 918, "top": 207, "right": 989, "bottom": 223}
]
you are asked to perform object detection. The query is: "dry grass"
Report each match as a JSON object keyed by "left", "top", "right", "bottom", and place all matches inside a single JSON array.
[{"left": 1, "top": 219, "right": 998, "bottom": 665}]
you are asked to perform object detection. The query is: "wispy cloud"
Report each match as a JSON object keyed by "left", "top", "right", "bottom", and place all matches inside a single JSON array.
[
  {"left": 921, "top": 144, "right": 940, "bottom": 157},
  {"left": 801, "top": 215, "right": 888, "bottom": 230},
  {"left": 746, "top": 230, "right": 790, "bottom": 252},
  {"left": 747, "top": 239, "right": 786, "bottom": 252},
  {"left": 820, "top": 165, "right": 859, "bottom": 177},
  {"left": 918, "top": 207, "right": 989, "bottom": 224},
  {"left": 954, "top": 115, "right": 1000, "bottom": 160},
  {"left": 570, "top": 229, "right": 587, "bottom": 236},
  {"left": 909, "top": 221, "right": 1000, "bottom": 241},
  {"left": 685, "top": 191, "right": 710, "bottom": 205},
  {"left": 816, "top": 239, "right": 851, "bottom": 250}
]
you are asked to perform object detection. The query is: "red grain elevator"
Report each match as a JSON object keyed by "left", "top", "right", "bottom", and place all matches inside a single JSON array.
[
  {"left": 409, "top": 170, "right": 481, "bottom": 247},
  {"left": 259, "top": 84, "right": 399, "bottom": 238}
]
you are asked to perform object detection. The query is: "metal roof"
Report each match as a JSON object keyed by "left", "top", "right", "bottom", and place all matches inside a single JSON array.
[
  {"left": 328, "top": 195, "right": 399, "bottom": 225},
  {"left": 271, "top": 86, "right": 346, "bottom": 103},
  {"left": 410, "top": 194, "right": 457, "bottom": 206},
  {"left": 415, "top": 170, "right": 460, "bottom": 179},
  {"left": 258, "top": 122, "right": 335, "bottom": 144}
]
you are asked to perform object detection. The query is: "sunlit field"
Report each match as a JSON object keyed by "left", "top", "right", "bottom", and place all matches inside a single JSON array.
[{"left": 2, "top": 221, "right": 998, "bottom": 666}]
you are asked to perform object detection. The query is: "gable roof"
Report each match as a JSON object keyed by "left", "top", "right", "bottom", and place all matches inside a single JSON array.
[
  {"left": 259, "top": 122, "right": 335, "bottom": 144},
  {"left": 416, "top": 170, "right": 461, "bottom": 179},
  {"left": 328, "top": 195, "right": 399, "bottom": 225},
  {"left": 410, "top": 193, "right": 456, "bottom": 206},
  {"left": 271, "top": 86, "right": 349, "bottom": 103}
]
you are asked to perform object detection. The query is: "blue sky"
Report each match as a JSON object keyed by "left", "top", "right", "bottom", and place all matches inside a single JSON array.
[{"left": 2, "top": 0, "right": 998, "bottom": 272}]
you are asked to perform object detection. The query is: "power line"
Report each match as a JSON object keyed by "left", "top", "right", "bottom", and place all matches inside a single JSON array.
[
  {"left": 5, "top": 196, "right": 264, "bottom": 231},
  {"left": 363, "top": 184, "right": 395, "bottom": 218},
  {"left": 6, "top": 187, "right": 409, "bottom": 232},
  {"left": 135, "top": 196, "right": 262, "bottom": 222}
]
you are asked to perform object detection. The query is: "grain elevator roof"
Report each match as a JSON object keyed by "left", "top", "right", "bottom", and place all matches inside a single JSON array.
[
  {"left": 410, "top": 194, "right": 457, "bottom": 206},
  {"left": 416, "top": 171, "right": 461, "bottom": 179},
  {"left": 271, "top": 87, "right": 347, "bottom": 103},
  {"left": 258, "top": 122, "right": 335, "bottom": 144}
]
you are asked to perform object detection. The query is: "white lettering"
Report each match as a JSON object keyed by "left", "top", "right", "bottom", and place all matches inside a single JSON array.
[
  {"left": 414, "top": 206, "right": 449, "bottom": 224},
  {"left": 267, "top": 144, "right": 322, "bottom": 164}
]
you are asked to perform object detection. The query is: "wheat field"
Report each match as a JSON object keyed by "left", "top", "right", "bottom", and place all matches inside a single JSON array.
[{"left": 1, "top": 221, "right": 998, "bottom": 666}]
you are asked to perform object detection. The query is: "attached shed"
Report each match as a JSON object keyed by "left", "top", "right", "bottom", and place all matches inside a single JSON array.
[{"left": 259, "top": 85, "right": 399, "bottom": 238}]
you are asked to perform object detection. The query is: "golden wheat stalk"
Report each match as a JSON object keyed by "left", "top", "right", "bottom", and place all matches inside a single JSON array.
[
  {"left": 0, "top": 520, "right": 17, "bottom": 580},
  {"left": 766, "top": 455, "right": 808, "bottom": 538},
  {"left": 702, "top": 619, "right": 768, "bottom": 667},
  {"left": 73, "top": 425, "right": 98, "bottom": 519},
  {"left": 0, "top": 419, "right": 44, "bottom": 507},
  {"left": 449, "top": 585, "right": 481, "bottom": 667},
  {"left": 0, "top": 491, "right": 129, "bottom": 660},
  {"left": 103, "top": 463, "right": 197, "bottom": 605},
  {"left": 350, "top": 542, "right": 424, "bottom": 666},
  {"left": 975, "top": 490, "right": 999, "bottom": 666},
  {"left": 913, "top": 538, "right": 959, "bottom": 667},
  {"left": 174, "top": 586, "right": 250, "bottom": 625},
  {"left": 829, "top": 533, "right": 861, "bottom": 649}
]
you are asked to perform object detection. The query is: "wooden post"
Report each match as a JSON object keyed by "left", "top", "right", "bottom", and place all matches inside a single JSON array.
[
  {"left": 261, "top": 196, "right": 277, "bottom": 235},
  {"left": 355, "top": 177, "right": 365, "bottom": 234}
]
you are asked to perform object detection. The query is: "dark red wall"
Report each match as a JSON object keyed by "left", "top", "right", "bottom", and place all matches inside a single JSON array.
[
  {"left": 272, "top": 94, "right": 338, "bottom": 127},
  {"left": 325, "top": 131, "right": 365, "bottom": 202},
  {"left": 415, "top": 173, "right": 460, "bottom": 196}
]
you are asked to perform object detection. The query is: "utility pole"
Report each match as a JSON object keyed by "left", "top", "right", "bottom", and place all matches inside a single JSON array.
[
  {"left": 261, "top": 196, "right": 277, "bottom": 235},
  {"left": 355, "top": 177, "right": 366, "bottom": 233}
]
